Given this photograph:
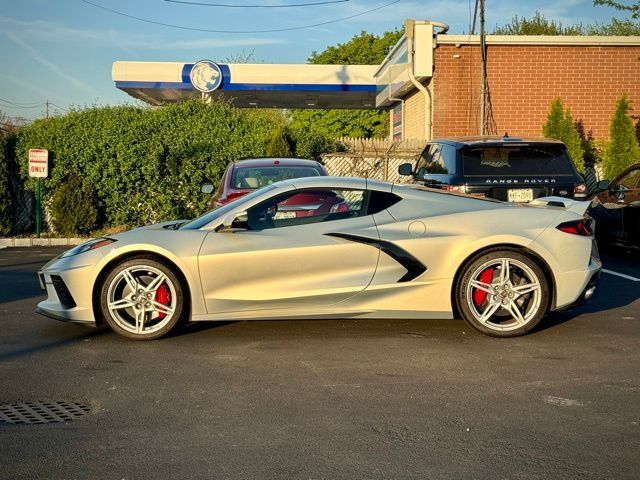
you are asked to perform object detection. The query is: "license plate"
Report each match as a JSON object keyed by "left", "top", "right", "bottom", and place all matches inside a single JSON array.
[
  {"left": 274, "top": 211, "right": 297, "bottom": 220},
  {"left": 508, "top": 189, "right": 534, "bottom": 203}
]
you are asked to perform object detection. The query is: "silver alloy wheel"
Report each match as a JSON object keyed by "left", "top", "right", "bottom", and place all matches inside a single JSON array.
[
  {"left": 465, "top": 257, "right": 542, "bottom": 332},
  {"left": 105, "top": 265, "right": 177, "bottom": 335}
]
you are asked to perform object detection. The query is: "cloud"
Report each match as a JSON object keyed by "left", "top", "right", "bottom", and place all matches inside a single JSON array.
[
  {"left": 155, "top": 37, "right": 286, "bottom": 50},
  {"left": 4, "top": 31, "right": 97, "bottom": 93},
  {"left": 0, "top": 16, "right": 286, "bottom": 52},
  {"left": 0, "top": 73, "right": 72, "bottom": 103}
]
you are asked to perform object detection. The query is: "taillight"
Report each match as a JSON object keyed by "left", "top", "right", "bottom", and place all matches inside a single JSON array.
[
  {"left": 556, "top": 219, "right": 593, "bottom": 236},
  {"left": 442, "top": 185, "right": 467, "bottom": 193},
  {"left": 329, "top": 202, "right": 349, "bottom": 213},
  {"left": 219, "top": 191, "right": 246, "bottom": 204},
  {"left": 574, "top": 183, "right": 587, "bottom": 198}
]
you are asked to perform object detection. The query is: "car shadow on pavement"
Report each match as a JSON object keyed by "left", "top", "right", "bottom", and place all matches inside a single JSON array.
[
  {"left": 170, "top": 320, "right": 238, "bottom": 338},
  {"left": 0, "top": 329, "right": 108, "bottom": 363},
  {"left": 539, "top": 275, "right": 640, "bottom": 332}
]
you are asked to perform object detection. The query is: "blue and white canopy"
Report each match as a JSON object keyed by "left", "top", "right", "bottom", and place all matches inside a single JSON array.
[{"left": 112, "top": 60, "right": 378, "bottom": 109}]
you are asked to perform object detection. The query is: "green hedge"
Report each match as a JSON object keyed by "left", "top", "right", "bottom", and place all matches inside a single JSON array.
[
  {"left": 0, "top": 134, "right": 13, "bottom": 236},
  {"left": 13, "top": 100, "right": 336, "bottom": 232}
]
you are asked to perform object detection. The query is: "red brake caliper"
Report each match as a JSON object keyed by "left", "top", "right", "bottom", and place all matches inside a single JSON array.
[
  {"left": 473, "top": 268, "right": 495, "bottom": 306},
  {"left": 155, "top": 283, "right": 171, "bottom": 319}
]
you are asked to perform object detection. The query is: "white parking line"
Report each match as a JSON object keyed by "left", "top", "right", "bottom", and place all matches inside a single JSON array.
[{"left": 602, "top": 269, "right": 640, "bottom": 282}]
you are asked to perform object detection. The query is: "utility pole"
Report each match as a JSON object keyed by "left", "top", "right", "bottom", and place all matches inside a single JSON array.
[
  {"left": 479, "top": 0, "right": 487, "bottom": 135},
  {"left": 45, "top": 99, "right": 49, "bottom": 119}
]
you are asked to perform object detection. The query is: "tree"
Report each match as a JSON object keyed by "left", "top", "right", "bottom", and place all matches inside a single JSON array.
[
  {"left": 493, "top": 10, "right": 640, "bottom": 35},
  {"left": 542, "top": 98, "right": 586, "bottom": 173},
  {"left": 493, "top": 11, "right": 586, "bottom": 35},
  {"left": 290, "top": 29, "right": 403, "bottom": 140},
  {"left": 594, "top": 0, "right": 640, "bottom": 19},
  {"left": 603, "top": 94, "right": 640, "bottom": 179},
  {"left": 266, "top": 125, "right": 293, "bottom": 157},
  {"left": 309, "top": 30, "right": 403, "bottom": 64},
  {"left": 289, "top": 109, "right": 388, "bottom": 139},
  {"left": 587, "top": 18, "right": 640, "bottom": 35}
]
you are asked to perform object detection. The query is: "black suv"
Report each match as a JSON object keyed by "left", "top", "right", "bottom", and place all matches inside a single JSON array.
[{"left": 399, "top": 136, "right": 587, "bottom": 202}]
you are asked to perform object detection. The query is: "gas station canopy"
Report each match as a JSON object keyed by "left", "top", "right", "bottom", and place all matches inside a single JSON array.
[{"left": 112, "top": 61, "right": 379, "bottom": 109}]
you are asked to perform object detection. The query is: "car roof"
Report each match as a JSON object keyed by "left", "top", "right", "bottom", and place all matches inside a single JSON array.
[
  {"left": 282, "top": 176, "right": 370, "bottom": 190},
  {"left": 431, "top": 136, "right": 565, "bottom": 147},
  {"left": 233, "top": 157, "right": 322, "bottom": 168}
]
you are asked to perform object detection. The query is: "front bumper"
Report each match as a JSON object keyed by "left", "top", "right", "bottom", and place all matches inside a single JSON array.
[
  {"left": 35, "top": 306, "right": 97, "bottom": 327},
  {"left": 36, "top": 250, "right": 104, "bottom": 326}
]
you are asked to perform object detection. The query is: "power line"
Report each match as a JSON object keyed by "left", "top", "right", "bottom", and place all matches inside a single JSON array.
[
  {"left": 80, "top": 0, "right": 400, "bottom": 34},
  {"left": 0, "top": 98, "right": 70, "bottom": 114},
  {"left": 49, "top": 103, "right": 70, "bottom": 113},
  {"left": 165, "top": 0, "right": 350, "bottom": 7},
  {"left": 0, "top": 97, "right": 45, "bottom": 108}
]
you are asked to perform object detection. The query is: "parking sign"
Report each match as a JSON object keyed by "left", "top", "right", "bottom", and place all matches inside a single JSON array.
[{"left": 29, "top": 149, "right": 48, "bottom": 178}]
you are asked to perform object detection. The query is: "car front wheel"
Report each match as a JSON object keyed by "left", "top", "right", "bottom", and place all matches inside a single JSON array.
[
  {"left": 456, "top": 249, "right": 550, "bottom": 337},
  {"left": 100, "top": 257, "right": 185, "bottom": 340}
]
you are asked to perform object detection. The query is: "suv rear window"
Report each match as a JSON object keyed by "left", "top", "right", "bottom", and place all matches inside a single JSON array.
[
  {"left": 462, "top": 145, "right": 575, "bottom": 176},
  {"left": 232, "top": 166, "right": 321, "bottom": 189}
]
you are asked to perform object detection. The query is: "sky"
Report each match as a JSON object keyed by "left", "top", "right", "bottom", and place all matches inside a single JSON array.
[{"left": 0, "top": 0, "right": 627, "bottom": 120}]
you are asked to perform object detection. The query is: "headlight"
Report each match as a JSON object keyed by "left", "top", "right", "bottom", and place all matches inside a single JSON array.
[{"left": 61, "top": 238, "right": 117, "bottom": 258}]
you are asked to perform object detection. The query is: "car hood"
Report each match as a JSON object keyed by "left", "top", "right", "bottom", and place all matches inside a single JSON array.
[{"left": 130, "top": 219, "right": 191, "bottom": 232}]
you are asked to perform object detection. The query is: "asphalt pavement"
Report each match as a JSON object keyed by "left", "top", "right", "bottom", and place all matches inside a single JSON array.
[{"left": 0, "top": 246, "right": 639, "bottom": 479}]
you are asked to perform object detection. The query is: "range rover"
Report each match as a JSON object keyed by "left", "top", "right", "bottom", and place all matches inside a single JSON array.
[{"left": 398, "top": 136, "right": 587, "bottom": 202}]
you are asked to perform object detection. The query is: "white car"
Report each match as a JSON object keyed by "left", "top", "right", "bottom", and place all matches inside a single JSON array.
[{"left": 37, "top": 177, "right": 601, "bottom": 340}]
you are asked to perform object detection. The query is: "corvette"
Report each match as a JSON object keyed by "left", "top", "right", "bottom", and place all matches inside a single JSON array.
[{"left": 37, "top": 176, "right": 601, "bottom": 340}]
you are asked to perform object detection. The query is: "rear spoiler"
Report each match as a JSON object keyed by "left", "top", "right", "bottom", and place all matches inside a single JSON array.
[{"left": 528, "top": 196, "right": 591, "bottom": 216}]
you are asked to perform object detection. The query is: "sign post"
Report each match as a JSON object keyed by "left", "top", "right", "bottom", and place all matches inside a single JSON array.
[{"left": 28, "top": 149, "right": 49, "bottom": 238}]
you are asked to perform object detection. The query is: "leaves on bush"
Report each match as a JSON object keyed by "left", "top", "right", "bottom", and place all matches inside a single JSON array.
[
  {"left": 50, "top": 173, "right": 98, "bottom": 236},
  {"left": 603, "top": 94, "right": 640, "bottom": 180},
  {"left": 12, "top": 100, "right": 336, "bottom": 233},
  {"left": 542, "top": 98, "right": 585, "bottom": 174},
  {"left": 0, "top": 134, "right": 13, "bottom": 236}
]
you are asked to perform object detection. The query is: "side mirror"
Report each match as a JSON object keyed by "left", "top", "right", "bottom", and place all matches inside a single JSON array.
[
  {"left": 398, "top": 163, "right": 413, "bottom": 176},
  {"left": 217, "top": 211, "right": 248, "bottom": 232},
  {"left": 201, "top": 184, "right": 214, "bottom": 194},
  {"left": 596, "top": 180, "right": 610, "bottom": 191}
]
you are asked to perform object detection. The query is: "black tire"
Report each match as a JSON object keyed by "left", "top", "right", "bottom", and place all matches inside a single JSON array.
[
  {"left": 99, "top": 256, "right": 186, "bottom": 340},
  {"left": 455, "top": 249, "right": 550, "bottom": 337}
]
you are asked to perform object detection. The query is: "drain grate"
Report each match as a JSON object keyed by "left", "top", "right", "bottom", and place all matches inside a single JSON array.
[{"left": 0, "top": 402, "right": 92, "bottom": 425}]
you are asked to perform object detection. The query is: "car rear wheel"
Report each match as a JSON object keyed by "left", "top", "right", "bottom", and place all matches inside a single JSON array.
[
  {"left": 100, "top": 257, "right": 185, "bottom": 340},
  {"left": 456, "top": 249, "right": 550, "bottom": 337}
]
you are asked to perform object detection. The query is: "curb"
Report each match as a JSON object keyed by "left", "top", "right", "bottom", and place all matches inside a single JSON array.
[{"left": 0, "top": 238, "right": 88, "bottom": 248}]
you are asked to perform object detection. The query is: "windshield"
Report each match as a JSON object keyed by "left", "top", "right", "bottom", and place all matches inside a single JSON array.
[
  {"left": 462, "top": 145, "right": 575, "bottom": 176},
  {"left": 231, "top": 166, "right": 320, "bottom": 189},
  {"left": 180, "top": 184, "right": 278, "bottom": 230}
]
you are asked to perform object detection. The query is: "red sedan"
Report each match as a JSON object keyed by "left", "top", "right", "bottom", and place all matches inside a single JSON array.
[{"left": 205, "top": 157, "right": 329, "bottom": 210}]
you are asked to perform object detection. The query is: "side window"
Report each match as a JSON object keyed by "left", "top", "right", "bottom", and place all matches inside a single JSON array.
[
  {"left": 367, "top": 191, "right": 401, "bottom": 215},
  {"left": 416, "top": 143, "right": 455, "bottom": 176},
  {"left": 440, "top": 144, "right": 457, "bottom": 174},
  {"left": 247, "top": 189, "right": 365, "bottom": 230}
]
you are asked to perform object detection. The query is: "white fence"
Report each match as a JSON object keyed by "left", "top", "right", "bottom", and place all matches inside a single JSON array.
[{"left": 322, "top": 137, "right": 425, "bottom": 183}]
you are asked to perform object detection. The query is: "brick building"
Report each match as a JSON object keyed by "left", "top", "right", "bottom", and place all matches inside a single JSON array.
[{"left": 401, "top": 35, "right": 640, "bottom": 141}]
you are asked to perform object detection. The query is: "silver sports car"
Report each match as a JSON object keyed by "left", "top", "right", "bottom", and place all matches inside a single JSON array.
[{"left": 37, "top": 176, "right": 601, "bottom": 340}]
